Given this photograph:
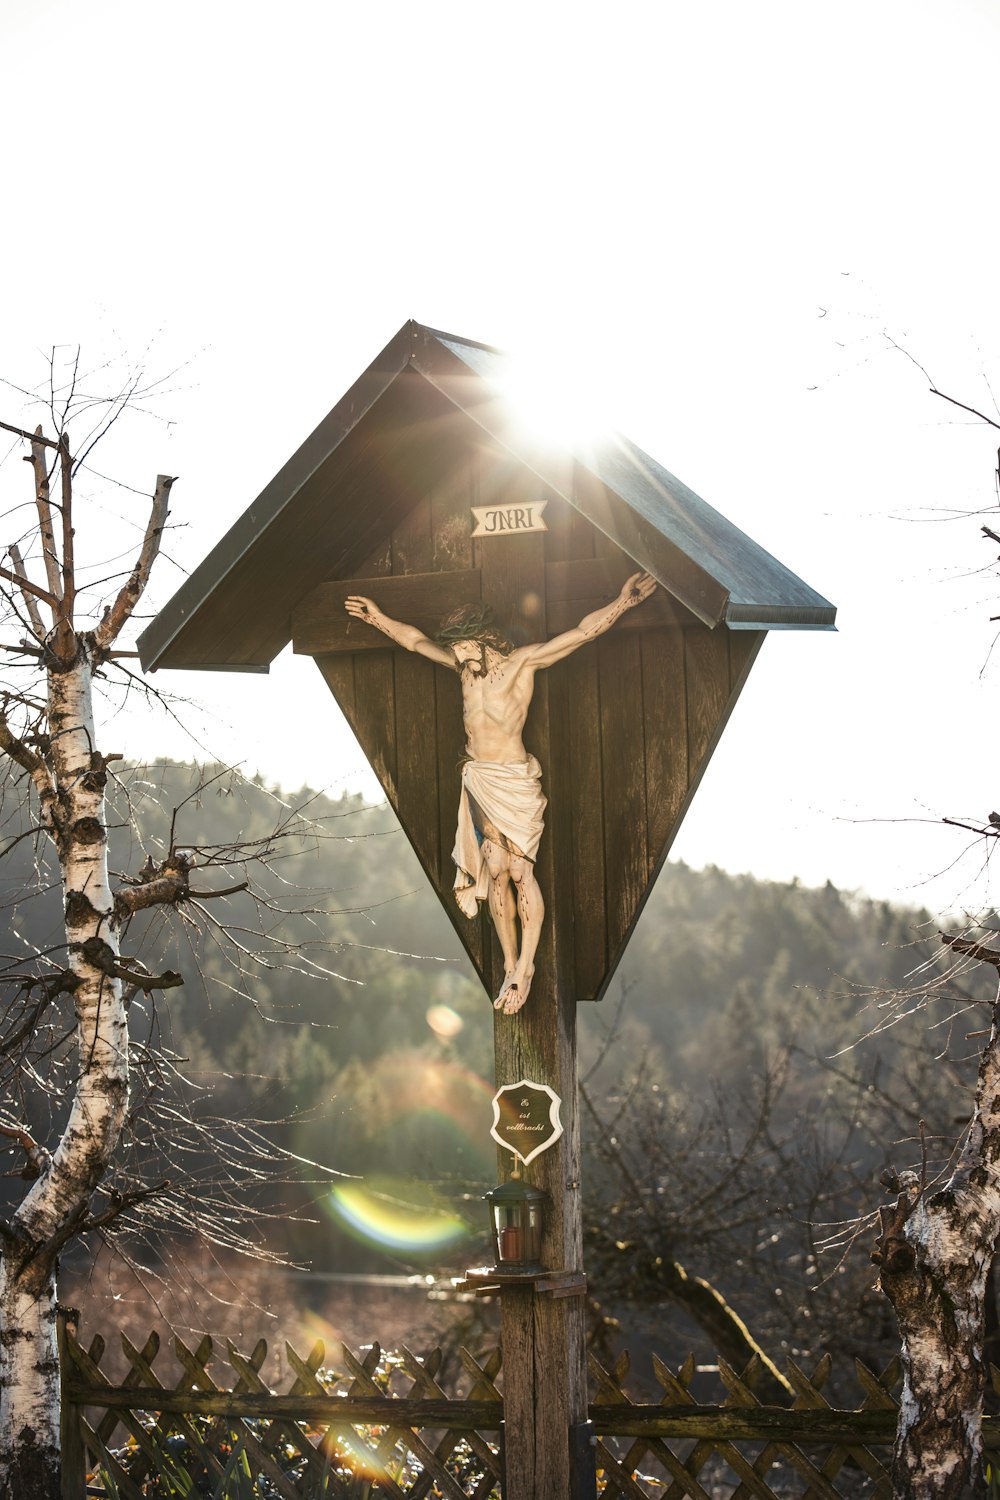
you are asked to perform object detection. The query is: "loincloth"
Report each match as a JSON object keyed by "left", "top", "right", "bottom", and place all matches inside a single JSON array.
[{"left": 452, "top": 757, "right": 546, "bottom": 918}]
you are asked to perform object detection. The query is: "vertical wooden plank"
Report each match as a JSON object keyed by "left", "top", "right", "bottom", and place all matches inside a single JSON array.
[
  {"left": 390, "top": 485, "right": 442, "bottom": 895},
  {"left": 565, "top": 650, "right": 606, "bottom": 1001},
  {"left": 431, "top": 447, "right": 475, "bottom": 574},
  {"left": 355, "top": 536, "right": 393, "bottom": 578},
  {"left": 393, "top": 654, "right": 440, "bottom": 880},
  {"left": 313, "top": 654, "right": 356, "bottom": 737},
  {"left": 686, "top": 625, "right": 730, "bottom": 778},
  {"left": 501, "top": 1286, "right": 586, "bottom": 1500},
  {"left": 350, "top": 652, "right": 398, "bottom": 803},
  {"left": 642, "top": 626, "right": 689, "bottom": 860},
  {"left": 540, "top": 486, "right": 579, "bottom": 567},
  {"left": 390, "top": 494, "right": 433, "bottom": 575},
  {"left": 592, "top": 527, "right": 630, "bottom": 566},
  {"left": 529, "top": 490, "right": 572, "bottom": 876},
  {"left": 598, "top": 631, "right": 648, "bottom": 962},
  {"left": 496, "top": 958, "right": 587, "bottom": 1500},
  {"left": 545, "top": 644, "right": 580, "bottom": 994},
  {"left": 478, "top": 489, "right": 587, "bottom": 1500},
  {"left": 729, "top": 628, "right": 765, "bottom": 692},
  {"left": 58, "top": 1308, "right": 86, "bottom": 1500}
]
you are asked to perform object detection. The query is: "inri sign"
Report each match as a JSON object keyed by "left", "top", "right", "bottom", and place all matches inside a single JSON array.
[{"left": 471, "top": 501, "right": 548, "bottom": 538}]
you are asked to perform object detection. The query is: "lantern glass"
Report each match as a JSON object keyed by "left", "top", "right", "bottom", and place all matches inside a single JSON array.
[{"left": 485, "top": 1178, "right": 546, "bottom": 1271}]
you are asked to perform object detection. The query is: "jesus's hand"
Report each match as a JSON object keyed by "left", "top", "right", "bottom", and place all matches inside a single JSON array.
[
  {"left": 619, "top": 571, "right": 657, "bottom": 608},
  {"left": 345, "top": 595, "right": 380, "bottom": 624}
]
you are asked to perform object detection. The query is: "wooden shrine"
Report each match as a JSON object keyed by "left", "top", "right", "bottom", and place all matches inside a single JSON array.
[{"left": 139, "top": 320, "right": 835, "bottom": 1500}]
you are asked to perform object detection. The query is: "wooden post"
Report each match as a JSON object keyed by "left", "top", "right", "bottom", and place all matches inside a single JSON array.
[
  {"left": 479, "top": 512, "right": 590, "bottom": 1500},
  {"left": 493, "top": 980, "right": 588, "bottom": 1499},
  {"left": 58, "top": 1305, "right": 86, "bottom": 1500}
]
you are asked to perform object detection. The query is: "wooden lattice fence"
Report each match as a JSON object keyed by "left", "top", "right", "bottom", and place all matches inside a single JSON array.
[
  {"left": 59, "top": 1315, "right": 504, "bottom": 1499},
  {"left": 59, "top": 1313, "right": 1000, "bottom": 1499}
]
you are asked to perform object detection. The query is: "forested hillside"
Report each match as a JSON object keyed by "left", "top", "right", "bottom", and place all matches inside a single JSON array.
[{"left": 3, "top": 761, "right": 983, "bottom": 1372}]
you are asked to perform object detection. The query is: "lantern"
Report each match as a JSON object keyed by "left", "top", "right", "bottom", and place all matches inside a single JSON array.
[{"left": 485, "top": 1171, "right": 547, "bottom": 1272}]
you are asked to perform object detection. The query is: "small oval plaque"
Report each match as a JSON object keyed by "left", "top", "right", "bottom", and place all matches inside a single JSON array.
[{"left": 490, "top": 1078, "right": 563, "bottom": 1166}]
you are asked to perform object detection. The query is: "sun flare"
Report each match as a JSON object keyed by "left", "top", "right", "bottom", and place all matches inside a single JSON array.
[{"left": 498, "top": 352, "right": 613, "bottom": 454}]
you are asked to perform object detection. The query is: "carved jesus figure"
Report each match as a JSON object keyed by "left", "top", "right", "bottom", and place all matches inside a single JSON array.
[{"left": 344, "top": 572, "right": 656, "bottom": 1014}]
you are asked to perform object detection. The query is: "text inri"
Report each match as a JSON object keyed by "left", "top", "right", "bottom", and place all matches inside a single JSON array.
[{"left": 471, "top": 501, "right": 548, "bottom": 538}]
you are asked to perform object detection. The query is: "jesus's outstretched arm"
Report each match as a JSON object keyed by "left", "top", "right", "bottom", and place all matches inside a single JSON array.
[
  {"left": 344, "top": 595, "right": 456, "bottom": 668},
  {"left": 523, "top": 571, "right": 657, "bottom": 670}
]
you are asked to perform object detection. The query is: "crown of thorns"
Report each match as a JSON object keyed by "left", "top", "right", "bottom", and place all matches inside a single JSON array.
[{"left": 434, "top": 604, "right": 512, "bottom": 653}]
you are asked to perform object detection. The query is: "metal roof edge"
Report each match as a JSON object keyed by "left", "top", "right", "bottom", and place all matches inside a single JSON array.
[
  {"left": 408, "top": 338, "right": 730, "bottom": 625},
  {"left": 416, "top": 323, "right": 506, "bottom": 357},
  {"left": 724, "top": 602, "right": 838, "bottom": 631},
  {"left": 412, "top": 329, "right": 836, "bottom": 633},
  {"left": 140, "top": 320, "right": 839, "bottom": 673},
  {"left": 137, "top": 321, "right": 417, "bottom": 671}
]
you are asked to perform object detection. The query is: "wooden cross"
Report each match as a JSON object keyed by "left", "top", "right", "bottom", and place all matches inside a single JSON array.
[
  {"left": 138, "top": 320, "right": 834, "bottom": 1500},
  {"left": 288, "top": 518, "right": 760, "bottom": 1500}
]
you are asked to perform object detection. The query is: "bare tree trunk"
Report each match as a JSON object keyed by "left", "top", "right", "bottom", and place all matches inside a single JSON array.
[
  {"left": 0, "top": 428, "right": 172, "bottom": 1500},
  {"left": 0, "top": 1254, "right": 59, "bottom": 1499},
  {"left": 874, "top": 994, "right": 1000, "bottom": 1500},
  {"left": 0, "top": 648, "right": 128, "bottom": 1500}
]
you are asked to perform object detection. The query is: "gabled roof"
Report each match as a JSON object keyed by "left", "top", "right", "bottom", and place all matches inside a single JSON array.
[{"left": 138, "top": 320, "right": 835, "bottom": 673}]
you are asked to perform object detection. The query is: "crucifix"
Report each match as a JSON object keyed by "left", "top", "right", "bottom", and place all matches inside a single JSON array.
[
  {"left": 344, "top": 572, "right": 656, "bottom": 1013},
  {"left": 139, "top": 319, "right": 836, "bottom": 1500}
]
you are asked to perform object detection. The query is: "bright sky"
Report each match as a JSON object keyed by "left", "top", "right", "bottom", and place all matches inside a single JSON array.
[{"left": 3, "top": 0, "right": 1000, "bottom": 914}]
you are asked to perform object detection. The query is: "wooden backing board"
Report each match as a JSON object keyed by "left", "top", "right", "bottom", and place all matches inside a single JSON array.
[{"left": 305, "top": 473, "right": 766, "bottom": 1004}]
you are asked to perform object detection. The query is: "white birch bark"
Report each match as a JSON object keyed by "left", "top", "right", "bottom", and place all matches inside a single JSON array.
[
  {"left": 0, "top": 1261, "right": 59, "bottom": 1494},
  {"left": 0, "top": 449, "right": 173, "bottom": 1500},
  {"left": 0, "top": 646, "right": 128, "bottom": 1500},
  {"left": 875, "top": 991, "right": 1000, "bottom": 1500}
]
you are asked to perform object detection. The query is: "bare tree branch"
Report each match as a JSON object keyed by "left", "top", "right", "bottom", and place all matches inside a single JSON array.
[
  {"left": 930, "top": 387, "right": 1000, "bottom": 433},
  {"left": 0, "top": 419, "right": 59, "bottom": 450},
  {"left": 58, "top": 433, "right": 74, "bottom": 629},
  {"left": 93, "top": 473, "right": 175, "bottom": 650},
  {"left": 0, "top": 1120, "right": 50, "bottom": 1180},
  {"left": 26, "top": 427, "right": 62, "bottom": 606},
  {"left": 0, "top": 563, "right": 58, "bottom": 611},
  {"left": 940, "top": 931, "right": 1000, "bottom": 968},
  {"left": 7, "top": 545, "right": 45, "bottom": 640}
]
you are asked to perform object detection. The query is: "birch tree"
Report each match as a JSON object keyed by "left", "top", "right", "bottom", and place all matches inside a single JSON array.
[
  {"left": 869, "top": 369, "right": 1000, "bottom": 1500},
  {"left": 0, "top": 365, "right": 338, "bottom": 1500},
  {"left": 871, "top": 923, "right": 1000, "bottom": 1500},
  {"left": 0, "top": 389, "right": 178, "bottom": 1496}
]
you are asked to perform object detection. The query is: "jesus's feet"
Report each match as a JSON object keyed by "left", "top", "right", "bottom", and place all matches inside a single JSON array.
[
  {"left": 494, "top": 964, "right": 534, "bottom": 1015},
  {"left": 494, "top": 969, "right": 516, "bottom": 1009}
]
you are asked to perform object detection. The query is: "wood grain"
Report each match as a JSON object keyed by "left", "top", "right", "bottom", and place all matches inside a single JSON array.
[
  {"left": 350, "top": 651, "right": 398, "bottom": 803},
  {"left": 685, "top": 626, "right": 730, "bottom": 777},
  {"left": 392, "top": 654, "right": 440, "bottom": 880},
  {"left": 291, "top": 571, "right": 482, "bottom": 655},
  {"left": 598, "top": 630, "right": 649, "bottom": 964},
  {"left": 564, "top": 650, "right": 606, "bottom": 1001},
  {"left": 643, "top": 626, "right": 689, "bottom": 858}
]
